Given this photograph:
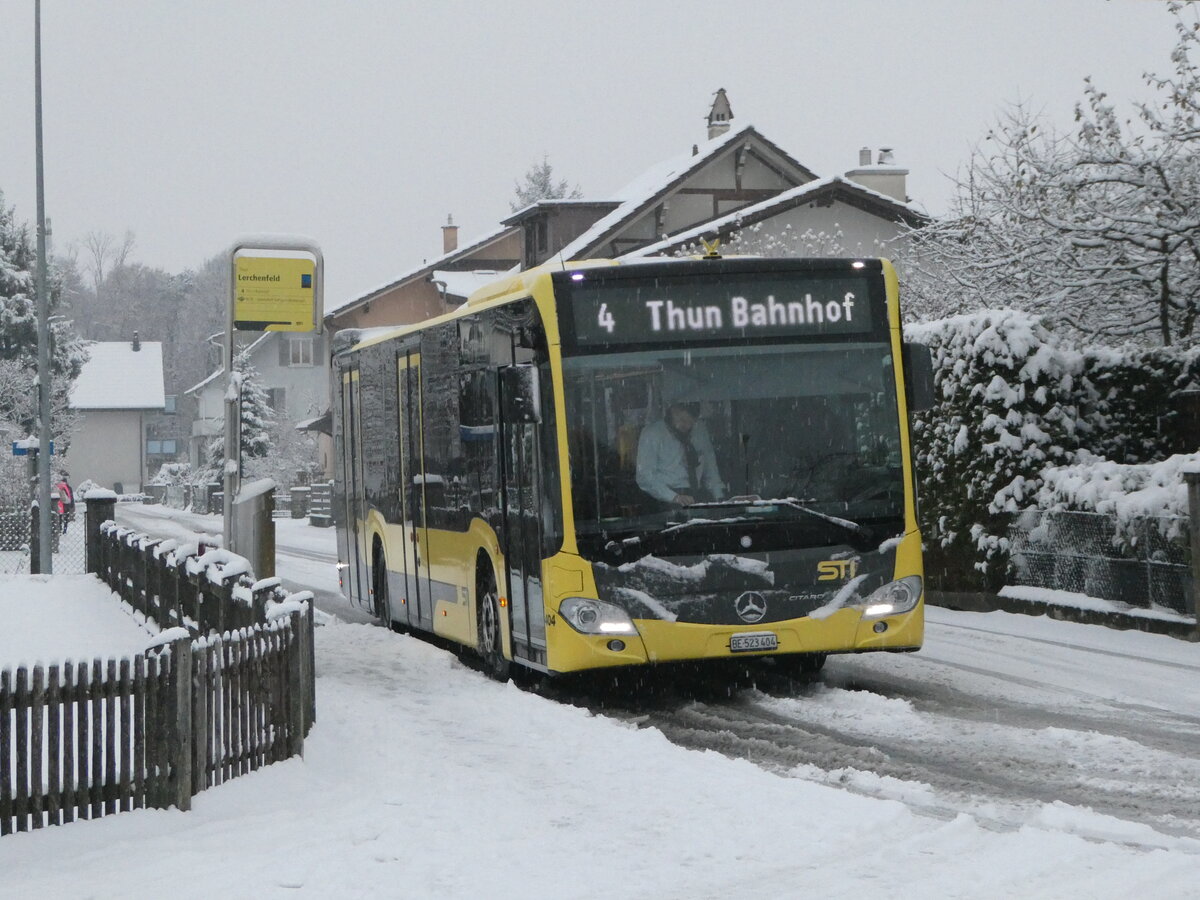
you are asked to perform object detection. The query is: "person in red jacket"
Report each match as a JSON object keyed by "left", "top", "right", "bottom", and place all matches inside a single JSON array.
[{"left": 55, "top": 473, "right": 74, "bottom": 534}]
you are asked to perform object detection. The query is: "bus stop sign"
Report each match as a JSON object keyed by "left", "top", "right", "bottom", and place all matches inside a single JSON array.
[{"left": 233, "top": 255, "right": 319, "bottom": 332}]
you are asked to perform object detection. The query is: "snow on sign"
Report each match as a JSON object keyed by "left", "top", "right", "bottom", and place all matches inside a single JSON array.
[
  {"left": 233, "top": 255, "right": 318, "bottom": 332},
  {"left": 12, "top": 439, "right": 53, "bottom": 456}
]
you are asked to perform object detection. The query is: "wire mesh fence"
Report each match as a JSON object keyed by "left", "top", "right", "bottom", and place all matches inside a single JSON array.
[
  {"left": 0, "top": 509, "right": 86, "bottom": 575},
  {"left": 1007, "top": 510, "right": 1191, "bottom": 615}
]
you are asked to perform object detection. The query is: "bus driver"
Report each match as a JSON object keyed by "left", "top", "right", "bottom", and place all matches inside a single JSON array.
[{"left": 635, "top": 401, "right": 725, "bottom": 508}]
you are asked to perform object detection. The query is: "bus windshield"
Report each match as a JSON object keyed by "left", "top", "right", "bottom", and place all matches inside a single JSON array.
[{"left": 561, "top": 341, "right": 905, "bottom": 557}]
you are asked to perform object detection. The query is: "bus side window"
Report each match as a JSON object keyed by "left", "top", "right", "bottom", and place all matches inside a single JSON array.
[{"left": 460, "top": 369, "right": 499, "bottom": 523}]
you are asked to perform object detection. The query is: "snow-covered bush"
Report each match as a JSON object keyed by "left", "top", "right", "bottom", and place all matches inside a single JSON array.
[
  {"left": 910, "top": 307, "right": 1200, "bottom": 587},
  {"left": 1015, "top": 451, "right": 1200, "bottom": 549},
  {"left": 908, "top": 310, "right": 1088, "bottom": 588},
  {"left": 1080, "top": 345, "right": 1200, "bottom": 464},
  {"left": 149, "top": 461, "right": 192, "bottom": 486}
]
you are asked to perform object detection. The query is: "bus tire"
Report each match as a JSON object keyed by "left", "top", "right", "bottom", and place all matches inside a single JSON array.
[
  {"left": 373, "top": 543, "right": 393, "bottom": 631},
  {"left": 477, "top": 570, "right": 510, "bottom": 681}
]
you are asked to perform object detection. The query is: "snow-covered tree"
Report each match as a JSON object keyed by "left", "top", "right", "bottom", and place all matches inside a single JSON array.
[
  {"left": 510, "top": 155, "right": 582, "bottom": 211},
  {"left": 0, "top": 190, "right": 86, "bottom": 454},
  {"left": 200, "top": 354, "right": 274, "bottom": 481},
  {"left": 904, "top": 2, "right": 1200, "bottom": 346}
]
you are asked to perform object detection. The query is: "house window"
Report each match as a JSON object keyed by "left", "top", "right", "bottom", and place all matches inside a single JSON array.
[
  {"left": 164, "top": 395, "right": 177, "bottom": 414},
  {"left": 268, "top": 388, "right": 287, "bottom": 412},
  {"left": 288, "top": 337, "right": 314, "bottom": 367},
  {"left": 147, "top": 439, "right": 178, "bottom": 456}
]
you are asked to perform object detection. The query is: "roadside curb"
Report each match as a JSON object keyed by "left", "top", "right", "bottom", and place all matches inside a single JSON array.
[{"left": 929, "top": 590, "right": 1200, "bottom": 642}]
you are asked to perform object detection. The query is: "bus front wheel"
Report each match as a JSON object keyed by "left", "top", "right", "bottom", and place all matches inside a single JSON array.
[
  {"left": 477, "top": 572, "right": 510, "bottom": 681},
  {"left": 373, "top": 546, "right": 393, "bottom": 631}
]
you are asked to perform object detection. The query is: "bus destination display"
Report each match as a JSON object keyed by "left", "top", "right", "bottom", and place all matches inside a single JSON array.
[{"left": 566, "top": 274, "right": 876, "bottom": 348}]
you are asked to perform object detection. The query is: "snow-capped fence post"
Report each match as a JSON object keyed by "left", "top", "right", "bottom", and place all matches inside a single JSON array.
[
  {"left": 141, "top": 539, "right": 162, "bottom": 625},
  {"left": 84, "top": 491, "right": 117, "bottom": 575},
  {"left": 170, "top": 637, "right": 193, "bottom": 811},
  {"left": 287, "top": 610, "right": 305, "bottom": 757},
  {"left": 0, "top": 670, "right": 10, "bottom": 835},
  {"left": 175, "top": 552, "right": 199, "bottom": 631},
  {"left": 1185, "top": 471, "right": 1200, "bottom": 638},
  {"left": 29, "top": 503, "right": 42, "bottom": 575}
]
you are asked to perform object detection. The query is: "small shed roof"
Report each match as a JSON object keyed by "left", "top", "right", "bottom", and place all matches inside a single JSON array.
[{"left": 70, "top": 342, "right": 166, "bottom": 410}]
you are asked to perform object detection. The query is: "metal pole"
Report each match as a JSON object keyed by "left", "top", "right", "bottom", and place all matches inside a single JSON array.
[
  {"left": 34, "top": 0, "right": 53, "bottom": 574},
  {"left": 223, "top": 266, "right": 239, "bottom": 554},
  {"left": 1185, "top": 471, "right": 1200, "bottom": 638}
]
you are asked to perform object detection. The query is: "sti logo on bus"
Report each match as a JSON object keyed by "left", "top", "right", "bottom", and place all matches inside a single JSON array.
[{"left": 817, "top": 560, "right": 858, "bottom": 581}]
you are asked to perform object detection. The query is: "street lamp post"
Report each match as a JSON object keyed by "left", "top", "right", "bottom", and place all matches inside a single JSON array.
[{"left": 34, "top": 0, "right": 53, "bottom": 574}]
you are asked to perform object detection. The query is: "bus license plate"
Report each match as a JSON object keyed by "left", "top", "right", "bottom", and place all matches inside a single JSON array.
[{"left": 730, "top": 632, "right": 778, "bottom": 653}]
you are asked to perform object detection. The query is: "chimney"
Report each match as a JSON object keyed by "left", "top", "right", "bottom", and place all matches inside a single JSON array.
[
  {"left": 132, "top": 331, "right": 141, "bottom": 352},
  {"left": 706, "top": 88, "right": 733, "bottom": 140},
  {"left": 442, "top": 214, "right": 459, "bottom": 254},
  {"left": 845, "top": 146, "right": 909, "bottom": 204}
]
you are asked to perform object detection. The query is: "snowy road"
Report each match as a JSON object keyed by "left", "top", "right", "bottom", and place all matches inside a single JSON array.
[
  {"left": 114, "top": 503, "right": 1200, "bottom": 846},
  {"left": 561, "top": 608, "right": 1200, "bottom": 844}
]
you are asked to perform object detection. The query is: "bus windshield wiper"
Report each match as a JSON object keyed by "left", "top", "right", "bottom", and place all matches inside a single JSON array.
[
  {"left": 603, "top": 514, "right": 758, "bottom": 561},
  {"left": 688, "top": 497, "right": 872, "bottom": 543}
]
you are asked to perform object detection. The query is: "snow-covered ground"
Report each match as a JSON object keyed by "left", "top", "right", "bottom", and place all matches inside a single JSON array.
[
  {"left": 2, "top": 508, "right": 1200, "bottom": 897},
  {"left": 0, "top": 574, "right": 154, "bottom": 666}
]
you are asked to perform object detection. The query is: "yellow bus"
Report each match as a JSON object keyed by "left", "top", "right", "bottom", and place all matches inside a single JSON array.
[{"left": 332, "top": 256, "right": 932, "bottom": 679}]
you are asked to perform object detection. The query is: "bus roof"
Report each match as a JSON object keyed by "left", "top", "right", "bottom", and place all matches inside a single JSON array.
[{"left": 333, "top": 255, "right": 891, "bottom": 355}]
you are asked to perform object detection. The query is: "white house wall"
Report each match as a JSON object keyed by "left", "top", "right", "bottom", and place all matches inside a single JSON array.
[
  {"left": 69, "top": 409, "right": 145, "bottom": 493},
  {"left": 191, "top": 334, "right": 328, "bottom": 467},
  {"left": 732, "top": 199, "right": 912, "bottom": 260}
]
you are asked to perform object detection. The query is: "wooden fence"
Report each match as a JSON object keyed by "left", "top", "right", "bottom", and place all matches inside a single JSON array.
[
  {"left": 91, "top": 518, "right": 278, "bottom": 636},
  {"left": 1, "top": 610, "right": 313, "bottom": 834},
  {"left": 0, "top": 494, "right": 315, "bottom": 834}
]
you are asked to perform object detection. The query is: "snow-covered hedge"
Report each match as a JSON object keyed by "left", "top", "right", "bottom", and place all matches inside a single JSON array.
[
  {"left": 1080, "top": 345, "right": 1200, "bottom": 465},
  {"left": 908, "top": 310, "right": 1086, "bottom": 588},
  {"left": 1016, "top": 451, "right": 1200, "bottom": 549},
  {"left": 908, "top": 311, "right": 1200, "bottom": 588}
]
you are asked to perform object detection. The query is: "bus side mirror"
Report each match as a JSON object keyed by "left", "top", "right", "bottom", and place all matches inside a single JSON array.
[
  {"left": 500, "top": 365, "right": 542, "bottom": 424},
  {"left": 903, "top": 342, "right": 935, "bottom": 412}
]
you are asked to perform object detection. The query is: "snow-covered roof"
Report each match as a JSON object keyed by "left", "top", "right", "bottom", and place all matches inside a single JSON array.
[
  {"left": 327, "top": 224, "right": 519, "bottom": 317},
  {"left": 432, "top": 268, "right": 514, "bottom": 301},
  {"left": 625, "top": 176, "right": 929, "bottom": 258},
  {"left": 70, "top": 341, "right": 166, "bottom": 410},
  {"left": 555, "top": 123, "right": 815, "bottom": 261},
  {"left": 184, "top": 333, "right": 272, "bottom": 396}
]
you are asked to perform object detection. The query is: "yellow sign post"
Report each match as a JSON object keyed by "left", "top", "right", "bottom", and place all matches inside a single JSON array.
[
  {"left": 224, "top": 237, "right": 323, "bottom": 557},
  {"left": 233, "top": 255, "right": 318, "bottom": 332}
]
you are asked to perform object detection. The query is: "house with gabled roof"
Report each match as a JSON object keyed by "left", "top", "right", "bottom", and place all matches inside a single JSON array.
[
  {"left": 185, "top": 330, "right": 329, "bottom": 473},
  {"left": 327, "top": 89, "right": 926, "bottom": 339},
  {"left": 325, "top": 219, "right": 522, "bottom": 332},
  {"left": 312, "top": 90, "right": 930, "bottom": 478},
  {"left": 626, "top": 173, "right": 928, "bottom": 260},
  {"left": 68, "top": 336, "right": 166, "bottom": 493}
]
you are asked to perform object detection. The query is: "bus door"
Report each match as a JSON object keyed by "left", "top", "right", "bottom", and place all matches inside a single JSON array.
[
  {"left": 499, "top": 364, "right": 546, "bottom": 663},
  {"left": 340, "top": 370, "right": 368, "bottom": 607},
  {"left": 398, "top": 352, "right": 433, "bottom": 630}
]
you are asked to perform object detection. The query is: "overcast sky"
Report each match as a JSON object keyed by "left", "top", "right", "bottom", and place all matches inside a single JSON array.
[{"left": 0, "top": 0, "right": 1183, "bottom": 309}]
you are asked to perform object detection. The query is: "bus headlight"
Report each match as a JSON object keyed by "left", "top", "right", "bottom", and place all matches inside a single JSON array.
[
  {"left": 858, "top": 576, "right": 922, "bottom": 619},
  {"left": 560, "top": 597, "right": 638, "bottom": 635}
]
